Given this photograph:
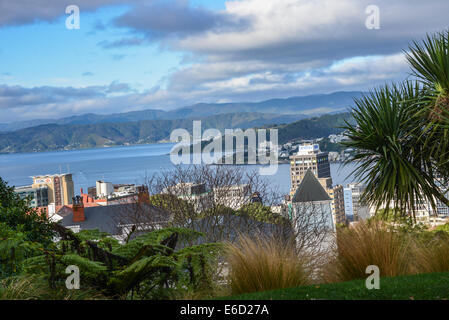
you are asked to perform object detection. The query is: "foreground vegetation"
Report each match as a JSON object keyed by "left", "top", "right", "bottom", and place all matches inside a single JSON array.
[{"left": 224, "top": 272, "right": 449, "bottom": 300}]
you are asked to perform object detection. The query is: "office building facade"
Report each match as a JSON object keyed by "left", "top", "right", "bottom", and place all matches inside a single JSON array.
[
  {"left": 15, "top": 185, "right": 49, "bottom": 208},
  {"left": 344, "top": 183, "right": 369, "bottom": 221},
  {"left": 289, "top": 144, "right": 345, "bottom": 225},
  {"left": 289, "top": 144, "right": 331, "bottom": 193},
  {"left": 31, "top": 173, "right": 74, "bottom": 206}
]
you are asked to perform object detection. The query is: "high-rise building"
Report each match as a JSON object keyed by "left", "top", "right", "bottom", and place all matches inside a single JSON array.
[
  {"left": 31, "top": 173, "right": 74, "bottom": 206},
  {"left": 344, "top": 183, "right": 369, "bottom": 221},
  {"left": 14, "top": 185, "right": 49, "bottom": 208},
  {"left": 289, "top": 143, "right": 345, "bottom": 225},
  {"left": 328, "top": 185, "right": 346, "bottom": 226},
  {"left": 289, "top": 144, "right": 331, "bottom": 194}
]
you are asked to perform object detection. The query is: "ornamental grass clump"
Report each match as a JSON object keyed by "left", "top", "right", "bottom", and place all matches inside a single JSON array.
[
  {"left": 225, "top": 235, "right": 310, "bottom": 295},
  {"left": 332, "top": 221, "right": 415, "bottom": 282}
]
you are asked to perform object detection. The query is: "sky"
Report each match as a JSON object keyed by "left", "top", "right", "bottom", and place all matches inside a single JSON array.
[{"left": 0, "top": 0, "right": 448, "bottom": 122}]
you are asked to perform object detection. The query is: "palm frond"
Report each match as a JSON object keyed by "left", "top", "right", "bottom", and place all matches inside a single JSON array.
[{"left": 342, "top": 82, "right": 448, "bottom": 219}]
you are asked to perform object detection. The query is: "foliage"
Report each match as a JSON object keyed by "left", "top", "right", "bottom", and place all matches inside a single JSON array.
[
  {"left": 369, "top": 209, "right": 428, "bottom": 233},
  {"left": 330, "top": 221, "right": 415, "bottom": 282},
  {"left": 21, "top": 225, "right": 222, "bottom": 300},
  {"left": 342, "top": 30, "right": 449, "bottom": 219},
  {"left": 0, "top": 223, "right": 44, "bottom": 278},
  {"left": 225, "top": 235, "right": 310, "bottom": 295},
  {"left": 341, "top": 82, "right": 443, "bottom": 218},
  {"left": 149, "top": 194, "right": 196, "bottom": 222},
  {"left": 0, "top": 275, "right": 106, "bottom": 300},
  {"left": 237, "top": 203, "right": 288, "bottom": 225},
  {"left": 0, "top": 177, "right": 54, "bottom": 244}
]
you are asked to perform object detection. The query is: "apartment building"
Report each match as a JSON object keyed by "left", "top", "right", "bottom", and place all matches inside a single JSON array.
[
  {"left": 31, "top": 173, "right": 74, "bottom": 206},
  {"left": 328, "top": 184, "right": 346, "bottom": 225},
  {"left": 289, "top": 143, "right": 345, "bottom": 225},
  {"left": 289, "top": 144, "right": 331, "bottom": 193},
  {"left": 14, "top": 185, "right": 49, "bottom": 208},
  {"left": 344, "top": 183, "right": 370, "bottom": 221}
]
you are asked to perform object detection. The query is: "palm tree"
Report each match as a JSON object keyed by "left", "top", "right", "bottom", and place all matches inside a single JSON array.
[
  {"left": 406, "top": 30, "right": 449, "bottom": 121},
  {"left": 342, "top": 82, "right": 448, "bottom": 218},
  {"left": 406, "top": 30, "right": 449, "bottom": 176},
  {"left": 343, "top": 30, "right": 449, "bottom": 219}
]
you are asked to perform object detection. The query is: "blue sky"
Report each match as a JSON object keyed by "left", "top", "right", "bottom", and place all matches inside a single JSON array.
[
  {"left": 0, "top": 4, "right": 181, "bottom": 88},
  {"left": 0, "top": 0, "right": 448, "bottom": 122}
]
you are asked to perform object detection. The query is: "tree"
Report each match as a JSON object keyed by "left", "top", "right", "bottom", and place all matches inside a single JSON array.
[
  {"left": 145, "top": 165, "right": 290, "bottom": 243},
  {"left": 406, "top": 30, "right": 449, "bottom": 178},
  {"left": 0, "top": 177, "right": 54, "bottom": 244},
  {"left": 342, "top": 30, "right": 449, "bottom": 219}
]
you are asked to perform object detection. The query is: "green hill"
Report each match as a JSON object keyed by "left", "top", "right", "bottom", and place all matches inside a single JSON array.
[
  {"left": 0, "top": 112, "right": 302, "bottom": 153},
  {"left": 275, "top": 112, "right": 354, "bottom": 145},
  {"left": 0, "top": 112, "right": 354, "bottom": 154}
]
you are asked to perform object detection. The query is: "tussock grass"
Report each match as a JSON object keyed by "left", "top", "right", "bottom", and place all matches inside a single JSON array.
[
  {"left": 330, "top": 221, "right": 415, "bottom": 282},
  {"left": 415, "top": 231, "right": 449, "bottom": 273},
  {"left": 0, "top": 276, "right": 43, "bottom": 300},
  {"left": 225, "top": 235, "right": 310, "bottom": 295},
  {"left": 0, "top": 276, "right": 106, "bottom": 300}
]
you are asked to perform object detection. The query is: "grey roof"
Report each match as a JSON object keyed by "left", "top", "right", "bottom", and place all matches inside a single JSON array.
[
  {"left": 59, "top": 203, "right": 171, "bottom": 235},
  {"left": 292, "top": 169, "right": 331, "bottom": 203},
  {"left": 182, "top": 214, "right": 294, "bottom": 244}
]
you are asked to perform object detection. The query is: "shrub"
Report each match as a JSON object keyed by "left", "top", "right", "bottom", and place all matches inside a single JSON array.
[{"left": 225, "top": 235, "right": 310, "bottom": 295}]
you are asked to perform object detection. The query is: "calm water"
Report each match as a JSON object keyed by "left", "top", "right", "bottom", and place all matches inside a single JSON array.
[{"left": 0, "top": 143, "right": 359, "bottom": 196}]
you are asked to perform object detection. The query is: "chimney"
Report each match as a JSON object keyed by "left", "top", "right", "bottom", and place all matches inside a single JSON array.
[
  {"left": 137, "top": 185, "right": 150, "bottom": 203},
  {"left": 72, "top": 195, "right": 85, "bottom": 222}
]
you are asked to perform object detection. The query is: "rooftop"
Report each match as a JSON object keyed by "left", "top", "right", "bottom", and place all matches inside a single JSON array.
[
  {"left": 292, "top": 169, "right": 331, "bottom": 203},
  {"left": 59, "top": 202, "right": 171, "bottom": 236}
]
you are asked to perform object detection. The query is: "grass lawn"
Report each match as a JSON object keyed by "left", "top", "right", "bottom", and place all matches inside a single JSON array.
[{"left": 222, "top": 272, "right": 449, "bottom": 300}]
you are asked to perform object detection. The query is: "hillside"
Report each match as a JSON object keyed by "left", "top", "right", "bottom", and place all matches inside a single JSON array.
[
  {"left": 0, "top": 112, "right": 303, "bottom": 153},
  {"left": 0, "top": 112, "right": 354, "bottom": 154},
  {"left": 276, "top": 112, "right": 354, "bottom": 144},
  {"left": 0, "top": 91, "right": 361, "bottom": 132}
]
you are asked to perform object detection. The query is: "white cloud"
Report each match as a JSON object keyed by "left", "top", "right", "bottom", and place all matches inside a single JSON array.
[{"left": 2, "top": 0, "right": 449, "bottom": 121}]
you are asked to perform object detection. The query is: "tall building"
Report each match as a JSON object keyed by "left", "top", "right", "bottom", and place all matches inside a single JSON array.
[
  {"left": 31, "top": 173, "right": 74, "bottom": 206},
  {"left": 344, "top": 183, "right": 369, "bottom": 221},
  {"left": 328, "top": 185, "right": 346, "bottom": 226},
  {"left": 289, "top": 144, "right": 331, "bottom": 193},
  {"left": 289, "top": 143, "right": 345, "bottom": 225},
  {"left": 14, "top": 185, "right": 49, "bottom": 208}
]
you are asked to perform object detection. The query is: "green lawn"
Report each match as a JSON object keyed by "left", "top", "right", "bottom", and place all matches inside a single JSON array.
[{"left": 222, "top": 272, "right": 449, "bottom": 300}]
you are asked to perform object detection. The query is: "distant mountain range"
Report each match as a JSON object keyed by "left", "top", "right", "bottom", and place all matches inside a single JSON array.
[
  {"left": 0, "top": 91, "right": 362, "bottom": 132},
  {"left": 0, "top": 112, "right": 299, "bottom": 153},
  {"left": 0, "top": 112, "right": 354, "bottom": 154}
]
